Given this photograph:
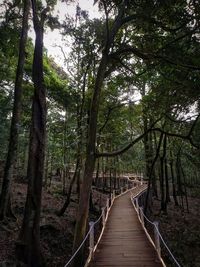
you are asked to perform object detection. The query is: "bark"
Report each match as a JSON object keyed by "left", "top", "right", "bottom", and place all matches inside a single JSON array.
[
  {"left": 44, "top": 146, "right": 49, "bottom": 189},
  {"left": 62, "top": 111, "right": 68, "bottom": 194},
  {"left": 176, "top": 155, "right": 184, "bottom": 209},
  {"left": 49, "top": 153, "right": 53, "bottom": 188},
  {"left": 23, "top": 140, "right": 29, "bottom": 175},
  {"left": 75, "top": 62, "right": 88, "bottom": 198},
  {"left": 180, "top": 160, "right": 189, "bottom": 212},
  {"left": 151, "top": 131, "right": 158, "bottom": 197},
  {"left": 160, "top": 155, "right": 166, "bottom": 211},
  {"left": 176, "top": 154, "right": 183, "bottom": 195},
  {"left": 141, "top": 83, "right": 151, "bottom": 180},
  {"left": 164, "top": 157, "right": 170, "bottom": 203},
  {"left": 164, "top": 135, "right": 170, "bottom": 203},
  {"left": 16, "top": 1, "right": 48, "bottom": 266},
  {"left": 144, "top": 132, "right": 163, "bottom": 214},
  {"left": 95, "top": 157, "right": 100, "bottom": 187},
  {"left": 0, "top": 0, "right": 30, "bottom": 220},
  {"left": 170, "top": 157, "right": 179, "bottom": 206}
]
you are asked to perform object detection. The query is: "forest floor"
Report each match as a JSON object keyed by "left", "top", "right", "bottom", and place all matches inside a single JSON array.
[
  {"left": 0, "top": 177, "right": 107, "bottom": 267},
  {"left": 0, "top": 179, "right": 200, "bottom": 267},
  {"left": 150, "top": 188, "right": 200, "bottom": 267}
]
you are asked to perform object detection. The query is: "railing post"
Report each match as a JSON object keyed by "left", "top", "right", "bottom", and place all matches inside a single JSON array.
[
  {"left": 126, "top": 180, "right": 128, "bottom": 190},
  {"left": 110, "top": 193, "right": 113, "bottom": 204},
  {"left": 106, "top": 198, "right": 109, "bottom": 212},
  {"left": 101, "top": 207, "right": 106, "bottom": 226},
  {"left": 141, "top": 173, "right": 143, "bottom": 185},
  {"left": 121, "top": 187, "right": 123, "bottom": 194},
  {"left": 113, "top": 190, "right": 115, "bottom": 199},
  {"left": 135, "top": 198, "right": 139, "bottom": 212},
  {"left": 112, "top": 190, "right": 115, "bottom": 204},
  {"left": 154, "top": 221, "right": 161, "bottom": 257},
  {"left": 140, "top": 207, "right": 144, "bottom": 226},
  {"left": 89, "top": 221, "right": 95, "bottom": 255}
]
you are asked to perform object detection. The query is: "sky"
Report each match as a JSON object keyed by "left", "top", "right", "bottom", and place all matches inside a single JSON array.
[{"left": 43, "top": 0, "right": 101, "bottom": 67}]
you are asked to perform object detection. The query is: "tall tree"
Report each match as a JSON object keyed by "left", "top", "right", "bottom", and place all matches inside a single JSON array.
[
  {"left": 16, "top": 0, "right": 50, "bottom": 265},
  {"left": 72, "top": 1, "right": 134, "bottom": 265},
  {"left": 0, "top": 0, "right": 30, "bottom": 220}
]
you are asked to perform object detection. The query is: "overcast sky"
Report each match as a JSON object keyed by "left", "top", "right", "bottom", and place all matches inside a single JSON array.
[{"left": 43, "top": 0, "right": 101, "bottom": 67}]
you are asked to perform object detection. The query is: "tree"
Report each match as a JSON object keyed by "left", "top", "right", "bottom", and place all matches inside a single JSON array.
[
  {"left": 72, "top": 1, "right": 136, "bottom": 265},
  {"left": 16, "top": 0, "right": 51, "bottom": 265},
  {"left": 0, "top": 0, "right": 30, "bottom": 220}
]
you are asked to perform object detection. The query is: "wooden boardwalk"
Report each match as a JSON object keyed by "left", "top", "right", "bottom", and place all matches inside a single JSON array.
[{"left": 89, "top": 187, "right": 163, "bottom": 267}]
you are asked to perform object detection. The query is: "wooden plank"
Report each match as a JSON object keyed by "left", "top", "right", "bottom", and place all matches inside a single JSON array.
[{"left": 89, "top": 187, "right": 163, "bottom": 267}]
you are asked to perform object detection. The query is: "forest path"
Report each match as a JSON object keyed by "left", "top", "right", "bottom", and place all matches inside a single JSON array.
[{"left": 88, "top": 186, "right": 164, "bottom": 267}]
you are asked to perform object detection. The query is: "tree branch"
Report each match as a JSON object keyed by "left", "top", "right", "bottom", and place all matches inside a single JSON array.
[
  {"left": 109, "top": 45, "right": 150, "bottom": 61},
  {"left": 96, "top": 117, "right": 162, "bottom": 157},
  {"left": 109, "top": 45, "right": 200, "bottom": 71},
  {"left": 96, "top": 115, "right": 200, "bottom": 158},
  {"left": 165, "top": 113, "right": 199, "bottom": 124},
  {"left": 96, "top": 127, "right": 152, "bottom": 157}
]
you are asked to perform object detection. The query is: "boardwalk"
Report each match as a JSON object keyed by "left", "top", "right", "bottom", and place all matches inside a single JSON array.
[{"left": 89, "top": 187, "right": 163, "bottom": 267}]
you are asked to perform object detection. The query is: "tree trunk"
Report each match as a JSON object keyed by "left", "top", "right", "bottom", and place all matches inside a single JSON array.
[
  {"left": 163, "top": 135, "right": 170, "bottom": 204},
  {"left": 141, "top": 83, "right": 152, "bottom": 181},
  {"left": 62, "top": 111, "right": 68, "bottom": 195},
  {"left": 150, "top": 131, "right": 158, "bottom": 197},
  {"left": 164, "top": 157, "right": 170, "bottom": 203},
  {"left": 170, "top": 158, "right": 179, "bottom": 206},
  {"left": 44, "top": 146, "right": 49, "bottom": 189},
  {"left": 58, "top": 158, "right": 80, "bottom": 216},
  {"left": 176, "top": 154, "right": 184, "bottom": 209},
  {"left": 72, "top": 54, "right": 108, "bottom": 267},
  {"left": 49, "top": 153, "right": 54, "bottom": 188},
  {"left": 180, "top": 160, "right": 189, "bottom": 212},
  {"left": 0, "top": 0, "right": 30, "bottom": 220},
  {"left": 160, "top": 155, "right": 166, "bottom": 211},
  {"left": 95, "top": 157, "right": 100, "bottom": 187},
  {"left": 144, "top": 132, "right": 163, "bottom": 214},
  {"left": 16, "top": 1, "right": 47, "bottom": 266}
]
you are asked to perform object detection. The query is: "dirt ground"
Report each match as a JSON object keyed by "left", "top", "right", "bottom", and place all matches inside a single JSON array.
[
  {"left": 149, "top": 190, "right": 200, "bottom": 267},
  {"left": 0, "top": 178, "right": 107, "bottom": 267}
]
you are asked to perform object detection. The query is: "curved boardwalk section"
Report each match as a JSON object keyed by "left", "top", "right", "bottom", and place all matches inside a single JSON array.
[{"left": 89, "top": 186, "right": 163, "bottom": 267}]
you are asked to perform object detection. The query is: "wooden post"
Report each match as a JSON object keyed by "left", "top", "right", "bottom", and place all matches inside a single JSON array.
[
  {"left": 136, "top": 198, "right": 139, "bottom": 212},
  {"left": 89, "top": 221, "right": 95, "bottom": 254},
  {"left": 140, "top": 207, "right": 144, "bottom": 225},
  {"left": 106, "top": 198, "right": 109, "bottom": 212},
  {"left": 101, "top": 207, "right": 106, "bottom": 226},
  {"left": 154, "top": 221, "right": 161, "bottom": 257},
  {"left": 121, "top": 187, "right": 123, "bottom": 194},
  {"left": 112, "top": 191, "right": 115, "bottom": 204},
  {"left": 113, "top": 190, "right": 115, "bottom": 200},
  {"left": 126, "top": 178, "right": 128, "bottom": 190}
]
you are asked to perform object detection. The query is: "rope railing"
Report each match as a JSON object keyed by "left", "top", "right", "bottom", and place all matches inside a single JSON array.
[
  {"left": 64, "top": 224, "right": 93, "bottom": 267},
  {"left": 131, "top": 191, "right": 182, "bottom": 267},
  {"left": 64, "top": 177, "right": 137, "bottom": 267}
]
